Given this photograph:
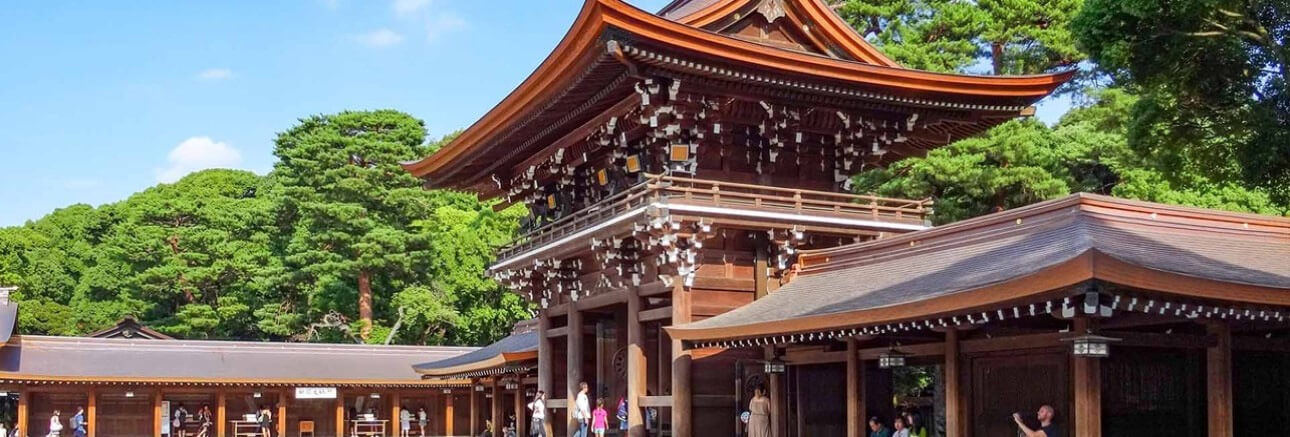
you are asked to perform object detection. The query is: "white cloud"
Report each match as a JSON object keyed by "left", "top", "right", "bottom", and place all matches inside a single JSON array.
[
  {"left": 196, "top": 68, "right": 233, "bottom": 81},
  {"left": 354, "top": 28, "right": 405, "bottom": 48},
  {"left": 425, "top": 11, "right": 467, "bottom": 41},
  {"left": 155, "top": 137, "right": 244, "bottom": 183},
  {"left": 392, "top": 0, "right": 431, "bottom": 17}
]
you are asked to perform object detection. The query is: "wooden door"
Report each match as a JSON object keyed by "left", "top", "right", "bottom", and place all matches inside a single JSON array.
[
  {"left": 1103, "top": 347, "right": 1203, "bottom": 437},
  {"left": 789, "top": 363, "right": 846, "bottom": 437},
  {"left": 970, "top": 350, "right": 1068, "bottom": 437}
]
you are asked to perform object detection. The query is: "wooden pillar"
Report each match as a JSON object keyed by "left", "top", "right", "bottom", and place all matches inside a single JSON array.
[
  {"left": 765, "top": 346, "right": 783, "bottom": 437},
  {"left": 1207, "top": 321, "right": 1233, "bottom": 437},
  {"left": 846, "top": 338, "right": 862, "bottom": 437},
  {"left": 670, "top": 281, "right": 692, "bottom": 437},
  {"left": 391, "top": 393, "right": 402, "bottom": 436},
  {"left": 470, "top": 379, "right": 480, "bottom": 436},
  {"left": 1072, "top": 318, "right": 1101, "bottom": 437},
  {"left": 537, "top": 312, "right": 554, "bottom": 437},
  {"left": 17, "top": 388, "right": 28, "bottom": 437},
  {"left": 216, "top": 390, "right": 226, "bottom": 437},
  {"left": 658, "top": 327, "right": 671, "bottom": 395},
  {"left": 87, "top": 387, "right": 97, "bottom": 437},
  {"left": 445, "top": 393, "right": 455, "bottom": 437},
  {"left": 945, "top": 329, "right": 962, "bottom": 437},
  {"left": 277, "top": 391, "right": 287, "bottom": 437},
  {"left": 153, "top": 391, "right": 163, "bottom": 437},
  {"left": 567, "top": 306, "right": 584, "bottom": 437},
  {"left": 627, "top": 287, "right": 647, "bottom": 437},
  {"left": 334, "top": 393, "right": 344, "bottom": 437},
  {"left": 491, "top": 379, "right": 504, "bottom": 436},
  {"left": 514, "top": 380, "right": 527, "bottom": 437}
]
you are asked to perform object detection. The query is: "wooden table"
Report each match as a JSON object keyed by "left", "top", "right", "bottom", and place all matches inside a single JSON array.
[
  {"left": 350, "top": 419, "right": 388, "bottom": 437},
  {"left": 230, "top": 420, "right": 261, "bottom": 437}
]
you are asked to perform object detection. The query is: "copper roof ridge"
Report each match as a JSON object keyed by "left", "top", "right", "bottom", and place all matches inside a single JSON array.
[{"left": 16, "top": 334, "right": 479, "bottom": 353}]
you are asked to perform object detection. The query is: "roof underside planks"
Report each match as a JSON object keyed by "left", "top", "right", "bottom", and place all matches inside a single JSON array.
[{"left": 412, "top": 330, "right": 538, "bottom": 378}]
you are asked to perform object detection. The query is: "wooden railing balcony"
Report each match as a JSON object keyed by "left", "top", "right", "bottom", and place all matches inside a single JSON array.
[{"left": 495, "top": 174, "right": 932, "bottom": 263}]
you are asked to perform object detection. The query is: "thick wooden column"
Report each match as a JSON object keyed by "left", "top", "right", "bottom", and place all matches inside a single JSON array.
[
  {"left": 1207, "top": 321, "right": 1233, "bottom": 437},
  {"left": 765, "top": 346, "right": 783, "bottom": 437},
  {"left": 470, "top": 379, "right": 480, "bottom": 436},
  {"left": 627, "top": 287, "right": 647, "bottom": 437},
  {"left": 514, "top": 381, "right": 527, "bottom": 437},
  {"left": 945, "top": 329, "right": 963, "bottom": 437},
  {"left": 334, "top": 393, "right": 344, "bottom": 437},
  {"left": 567, "top": 306, "right": 584, "bottom": 437},
  {"left": 445, "top": 394, "right": 455, "bottom": 436},
  {"left": 277, "top": 391, "right": 287, "bottom": 437},
  {"left": 492, "top": 379, "right": 504, "bottom": 435},
  {"left": 846, "top": 338, "right": 862, "bottom": 437},
  {"left": 87, "top": 387, "right": 97, "bottom": 437},
  {"left": 670, "top": 282, "right": 692, "bottom": 437},
  {"left": 391, "top": 393, "right": 402, "bottom": 436},
  {"left": 1072, "top": 318, "right": 1101, "bottom": 437},
  {"left": 537, "top": 312, "right": 554, "bottom": 437},
  {"left": 153, "top": 391, "right": 163, "bottom": 437},
  {"left": 16, "top": 388, "right": 26, "bottom": 437},
  {"left": 216, "top": 390, "right": 227, "bottom": 437}
]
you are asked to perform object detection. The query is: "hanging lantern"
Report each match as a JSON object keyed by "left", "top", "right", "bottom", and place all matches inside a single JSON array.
[
  {"left": 878, "top": 346, "right": 910, "bottom": 369},
  {"left": 763, "top": 357, "right": 786, "bottom": 374},
  {"left": 1062, "top": 332, "right": 1121, "bottom": 358},
  {"left": 369, "top": 393, "right": 381, "bottom": 399},
  {"left": 443, "top": 388, "right": 453, "bottom": 394},
  {"left": 474, "top": 384, "right": 485, "bottom": 392}
]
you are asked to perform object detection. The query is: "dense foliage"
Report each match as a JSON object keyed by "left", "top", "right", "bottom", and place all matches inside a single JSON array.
[{"left": 0, "top": 111, "right": 528, "bottom": 345}]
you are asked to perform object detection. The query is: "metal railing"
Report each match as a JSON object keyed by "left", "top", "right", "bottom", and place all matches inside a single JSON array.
[{"left": 496, "top": 174, "right": 932, "bottom": 261}]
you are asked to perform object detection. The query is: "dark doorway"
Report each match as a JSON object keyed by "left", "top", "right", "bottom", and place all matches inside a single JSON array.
[
  {"left": 970, "top": 350, "right": 1069, "bottom": 437},
  {"left": 1103, "top": 347, "right": 1204, "bottom": 436},
  {"left": 1235, "top": 350, "right": 1290, "bottom": 436},
  {"left": 786, "top": 363, "right": 846, "bottom": 437}
]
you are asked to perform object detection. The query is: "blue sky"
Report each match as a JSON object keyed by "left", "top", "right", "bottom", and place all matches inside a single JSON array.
[{"left": 0, "top": 0, "right": 1071, "bottom": 227}]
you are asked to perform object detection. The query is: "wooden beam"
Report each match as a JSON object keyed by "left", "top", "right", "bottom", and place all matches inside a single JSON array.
[
  {"left": 87, "top": 387, "right": 97, "bottom": 437},
  {"left": 1072, "top": 318, "right": 1101, "bottom": 437},
  {"left": 846, "top": 338, "right": 861, "bottom": 437},
  {"left": 1207, "top": 321, "right": 1233, "bottom": 437},
  {"left": 567, "top": 305, "right": 584, "bottom": 437},
  {"left": 391, "top": 393, "right": 401, "bottom": 437},
  {"left": 514, "top": 379, "right": 527, "bottom": 437},
  {"left": 277, "top": 390, "right": 286, "bottom": 437},
  {"left": 671, "top": 280, "right": 693, "bottom": 437},
  {"left": 334, "top": 392, "right": 344, "bottom": 437},
  {"left": 945, "top": 329, "right": 962, "bottom": 437},
  {"left": 627, "top": 287, "right": 647, "bottom": 437},
  {"left": 638, "top": 396, "right": 672, "bottom": 408},
  {"left": 545, "top": 326, "right": 569, "bottom": 338},
  {"left": 491, "top": 379, "right": 504, "bottom": 436},
  {"left": 639, "top": 306, "right": 672, "bottom": 323},
  {"left": 16, "top": 388, "right": 26, "bottom": 437},
  {"left": 470, "top": 379, "right": 479, "bottom": 436},
  {"left": 538, "top": 312, "right": 554, "bottom": 437},
  {"left": 154, "top": 391, "right": 163, "bottom": 437},
  {"left": 216, "top": 389, "right": 227, "bottom": 437}
]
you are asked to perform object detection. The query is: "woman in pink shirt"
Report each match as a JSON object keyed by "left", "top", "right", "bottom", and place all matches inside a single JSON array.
[{"left": 591, "top": 399, "right": 609, "bottom": 437}]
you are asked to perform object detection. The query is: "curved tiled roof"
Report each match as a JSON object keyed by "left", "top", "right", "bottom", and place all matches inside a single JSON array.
[
  {"left": 412, "top": 330, "right": 538, "bottom": 377},
  {"left": 668, "top": 194, "right": 1290, "bottom": 342}
]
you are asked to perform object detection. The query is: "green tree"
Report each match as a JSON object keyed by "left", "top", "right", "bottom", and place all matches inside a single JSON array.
[
  {"left": 274, "top": 110, "right": 443, "bottom": 341},
  {"left": 834, "top": 0, "right": 1083, "bottom": 74},
  {"left": 1073, "top": 0, "right": 1290, "bottom": 202}
]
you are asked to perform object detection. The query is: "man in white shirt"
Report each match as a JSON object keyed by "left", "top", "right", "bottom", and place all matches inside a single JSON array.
[
  {"left": 573, "top": 382, "right": 591, "bottom": 437},
  {"left": 527, "top": 391, "right": 547, "bottom": 437}
]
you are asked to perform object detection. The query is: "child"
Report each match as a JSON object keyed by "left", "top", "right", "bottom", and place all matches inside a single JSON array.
[{"left": 591, "top": 399, "right": 609, "bottom": 437}]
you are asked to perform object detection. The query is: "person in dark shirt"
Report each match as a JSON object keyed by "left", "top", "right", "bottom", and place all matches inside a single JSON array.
[
  {"left": 1012, "top": 405, "right": 1058, "bottom": 437},
  {"left": 867, "top": 416, "right": 892, "bottom": 437}
]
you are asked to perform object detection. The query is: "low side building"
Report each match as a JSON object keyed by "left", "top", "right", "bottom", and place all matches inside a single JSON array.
[{"left": 413, "top": 320, "right": 539, "bottom": 437}]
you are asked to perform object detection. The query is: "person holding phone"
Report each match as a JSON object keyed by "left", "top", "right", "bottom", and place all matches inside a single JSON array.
[{"left": 1012, "top": 405, "right": 1058, "bottom": 437}]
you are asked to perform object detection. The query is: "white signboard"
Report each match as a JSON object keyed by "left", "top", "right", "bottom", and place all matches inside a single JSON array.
[{"left": 295, "top": 387, "right": 337, "bottom": 399}]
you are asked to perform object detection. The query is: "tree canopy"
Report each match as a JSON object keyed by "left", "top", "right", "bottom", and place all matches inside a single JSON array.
[{"left": 0, "top": 111, "right": 528, "bottom": 345}]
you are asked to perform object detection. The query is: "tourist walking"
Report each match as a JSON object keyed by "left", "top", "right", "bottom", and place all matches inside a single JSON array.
[
  {"left": 1012, "top": 405, "right": 1058, "bottom": 437},
  {"left": 614, "top": 397, "right": 628, "bottom": 434},
  {"left": 905, "top": 412, "right": 927, "bottom": 437},
  {"left": 573, "top": 382, "right": 590, "bottom": 437},
  {"left": 590, "top": 399, "right": 608, "bottom": 437},
  {"left": 399, "top": 405, "right": 412, "bottom": 437},
  {"left": 892, "top": 417, "right": 909, "bottom": 437},
  {"left": 196, "top": 405, "right": 213, "bottom": 437},
  {"left": 257, "top": 405, "right": 272, "bottom": 437},
  {"left": 418, "top": 407, "right": 428, "bottom": 437},
  {"left": 746, "top": 386, "right": 770, "bottom": 437},
  {"left": 867, "top": 417, "right": 891, "bottom": 437},
  {"left": 527, "top": 390, "right": 547, "bottom": 437},
  {"left": 47, "top": 410, "right": 62, "bottom": 437},
  {"left": 70, "top": 407, "right": 86, "bottom": 437},
  {"left": 173, "top": 403, "right": 189, "bottom": 437}
]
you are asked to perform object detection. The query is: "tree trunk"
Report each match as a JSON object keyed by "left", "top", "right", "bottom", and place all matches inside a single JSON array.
[
  {"left": 357, "top": 270, "right": 373, "bottom": 341},
  {"left": 991, "top": 42, "right": 1004, "bottom": 75}
]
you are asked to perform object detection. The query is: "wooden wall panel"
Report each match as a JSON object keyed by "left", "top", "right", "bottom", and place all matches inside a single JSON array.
[
  {"left": 1102, "top": 347, "right": 1203, "bottom": 437},
  {"left": 970, "top": 350, "right": 1068, "bottom": 437},
  {"left": 96, "top": 391, "right": 154, "bottom": 437}
]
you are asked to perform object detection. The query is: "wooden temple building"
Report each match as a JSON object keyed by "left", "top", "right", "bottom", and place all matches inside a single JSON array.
[
  {"left": 0, "top": 301, "right": 485, "bottom": 437},
  {"left": 398, "top": 0, "right": 1113, "bottom": 436}
]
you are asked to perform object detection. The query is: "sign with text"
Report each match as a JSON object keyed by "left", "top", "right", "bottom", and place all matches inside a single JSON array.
[{"left": 295, "top": 387, "right": 337, "bottom": 399}]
